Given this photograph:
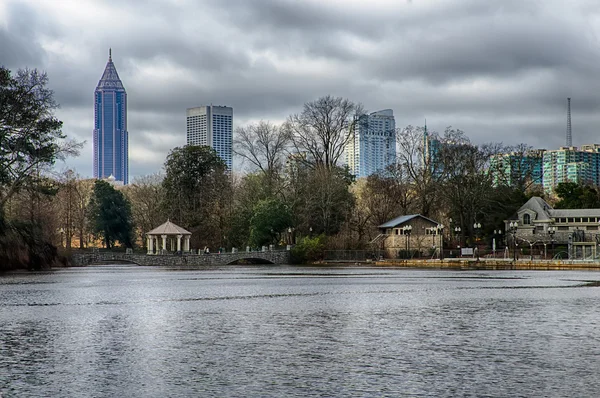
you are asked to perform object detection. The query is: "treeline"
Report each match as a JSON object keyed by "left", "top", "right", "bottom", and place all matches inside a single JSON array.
[{"left": 4, "top": 66, "right": 584, "bottom": 269}]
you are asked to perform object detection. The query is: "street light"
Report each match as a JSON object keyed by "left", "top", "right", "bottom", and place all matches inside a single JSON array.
[
  {"left": 473, "top": 222, "right": 482, "bottom": 260},
  {"left": 454, "top": 226, "right": 462, "bottom": 256},
  {"left": 429, "top": 224, "right": 445, "bottom": 260},
  {"left": 402, "top": 225, "right": 413, "bottom": 257},
  {"left": 493, "top": 229, "right": 502, "bottom": 258},
  {"left": 509, "top": 221, "right": 519, "bottom": 262},
  {"left": 547, "top": 226, "right": 556, "bottom": 260}
]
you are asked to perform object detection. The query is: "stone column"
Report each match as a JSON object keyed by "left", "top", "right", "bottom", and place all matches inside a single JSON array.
[
  {"left": 161, "top": 235, "right": 167, "bottom": 252},
  {"left": 177, "top": 234, "right": 182, "bottom": 251},
  {"left": 147, "top": 236, "right": 153, "bottom": 255},
  {"left": 184, "top": 236, "right": 190, "bottom": 252}
]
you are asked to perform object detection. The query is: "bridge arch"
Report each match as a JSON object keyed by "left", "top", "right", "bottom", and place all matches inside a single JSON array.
[{"left": 226, "top": 257, "right": 276, "bottom": 265}]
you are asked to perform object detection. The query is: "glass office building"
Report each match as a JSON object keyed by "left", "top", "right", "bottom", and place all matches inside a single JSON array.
[
  {"left": 93, "top": 49, "right": 129, "bottom": 184},
  {"left": 346, "top": 109, "right": 396, "bottom": 178},
  {"left": 186, "top": 105, "right": 233, "bottom": 169}
]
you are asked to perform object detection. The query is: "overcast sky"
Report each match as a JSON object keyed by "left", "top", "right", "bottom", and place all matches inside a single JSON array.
[{"left": 3, "top": 0, "right": 600, "bottom": 179}]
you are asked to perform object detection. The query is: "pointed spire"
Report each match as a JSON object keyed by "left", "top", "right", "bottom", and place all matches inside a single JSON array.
[
  {"left": 97, "top": 49, "right": 124, "bottom": 90},
  {"left": 424, "top": 118, "right": 428, "bottom": 136}
]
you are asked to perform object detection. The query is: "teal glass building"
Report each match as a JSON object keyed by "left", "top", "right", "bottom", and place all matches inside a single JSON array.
[{"left": 93, "top": 49, "right": 129, "bottom": 184}]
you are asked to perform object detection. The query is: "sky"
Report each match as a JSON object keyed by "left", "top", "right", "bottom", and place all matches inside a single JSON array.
[{"left": 3, "top": 0, "right": 600, "bottom": 179}]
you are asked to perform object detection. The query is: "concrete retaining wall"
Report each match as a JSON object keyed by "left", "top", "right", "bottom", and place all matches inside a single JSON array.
[{"left": 374, "top": 259, "right": 600, "bottom": 271}]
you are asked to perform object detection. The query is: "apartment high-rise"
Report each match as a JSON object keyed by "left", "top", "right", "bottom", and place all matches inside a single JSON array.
[
  {"left": 93, "top": 49, "right": 129, "bottom": 184},
  {"left": 186, "top": 105, "right": 233, "bottom": 169},
  {"left": 543, "top": 145, "right": 600, "bottom": 193},
  {"left": 490, "top": 150, "right": 544, "bottom": 188},
  {"left": 346, "top": 109, "right": 396, "bottom": 178}
]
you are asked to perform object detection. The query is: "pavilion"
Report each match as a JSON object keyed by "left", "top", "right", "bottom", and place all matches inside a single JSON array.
[{"left": 146, "top": 220, "right": 192, "bottom": 254}]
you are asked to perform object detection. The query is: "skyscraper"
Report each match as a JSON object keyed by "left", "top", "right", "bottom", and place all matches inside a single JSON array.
[
  {"left": 186, "top": 105, "right": 233, "bottom": 169},
  {"left": 346, "top": 109, "right": 396, "bottom": 178},
  {"left": 93, "top": 49, "right": 129, "bottom": 184}
]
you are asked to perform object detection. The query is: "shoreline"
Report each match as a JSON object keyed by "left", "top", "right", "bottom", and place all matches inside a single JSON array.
[{"left": 368, "top": 259, "right": 600, "bottom": 271}]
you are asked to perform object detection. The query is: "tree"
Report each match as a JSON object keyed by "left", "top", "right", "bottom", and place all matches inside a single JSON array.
[
  {"left": 248, "top": 198, "right": 293, "bottom": 247},
  {"left": 234, "top": 120, "right": 289, "bottom": 193},
  {"left": 286, "top": 95, "right": 361, "bottom": 169},
  {"left": 303, "top": 166, "right": 354, "bottom": 235},
  {"left": 396, "top": 125, "right": 444, "bottom": 217},
  {"left": 162, "top": 145, "right": 231, "bottom": 249},
  {"left": 88, "top": 180, "right": 134, "bottom": 249},
  {"left": 124, "top": 173, "right": 166, "bottom": 247},
  {"left": 0, "top": 67, "right": 81, "bottom": 215},
  {"left": 364, "top": 165, "right": 414, "bottom": 226},
  {"left": 555, "top": 182, "right": 600, "bottom": 209},
  {"left": 489, "top": 143, "right": 544, "bottom": 192}
]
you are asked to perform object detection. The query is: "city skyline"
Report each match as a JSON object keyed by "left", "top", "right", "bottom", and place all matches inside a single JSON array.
[{"left": 4, "top": 1, "right": 600, "bottom": 179}]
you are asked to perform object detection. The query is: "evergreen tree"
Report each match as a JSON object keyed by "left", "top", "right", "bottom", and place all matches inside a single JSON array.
[{"left": 88, "top": 180, "right": 134, "bottom": 249}]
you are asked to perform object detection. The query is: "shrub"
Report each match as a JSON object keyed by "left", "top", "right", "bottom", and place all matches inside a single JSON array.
[{"left": 291, "top": 235, "right": 327, "bottom": 264}]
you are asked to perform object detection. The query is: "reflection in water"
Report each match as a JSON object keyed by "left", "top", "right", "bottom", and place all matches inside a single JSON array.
[{"left": 1, "top": 266, "right": 600, "bottom": 397}]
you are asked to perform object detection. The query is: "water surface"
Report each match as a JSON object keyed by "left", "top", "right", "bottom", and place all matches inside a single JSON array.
[{"left": 1, "top": 265, "right": 600, "bottom": 397}]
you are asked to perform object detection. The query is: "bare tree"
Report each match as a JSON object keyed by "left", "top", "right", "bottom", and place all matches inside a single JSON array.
[
  {"left": 364, "top": 165, "right": 414, "bottom": 226},
  {"left": 396, "top": 125, "right": 444, "bottom": 217},
  {"left": 234, "top": 121, "right": 290, "bottom": 176},
  {"left": 489, "top": 143, "right": 544, "bottom": 192},
  {"left": 124, "top": 173, "right": 165, "bottom": 247},
  {"left": 286, "top": 95, "right": 361, "bottom": 169}
]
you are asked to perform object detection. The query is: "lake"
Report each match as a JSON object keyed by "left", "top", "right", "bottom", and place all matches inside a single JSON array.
[{"left": 1, "top": 265, "right": 600, "bottom": 397}]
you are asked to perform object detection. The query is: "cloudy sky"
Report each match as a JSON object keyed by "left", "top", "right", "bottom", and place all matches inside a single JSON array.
[{"left": 3, "top": 0, "right": 600, "bottom": 179}]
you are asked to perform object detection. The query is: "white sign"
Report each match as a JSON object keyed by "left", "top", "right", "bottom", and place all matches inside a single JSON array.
[{"left": 461, "top": 248, "right": 474, "bottom": 256}]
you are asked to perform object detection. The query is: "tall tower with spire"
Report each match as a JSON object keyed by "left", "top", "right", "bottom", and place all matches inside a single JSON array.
[{"left": 93, "top": 49, "right": 129, "bottom": 184}]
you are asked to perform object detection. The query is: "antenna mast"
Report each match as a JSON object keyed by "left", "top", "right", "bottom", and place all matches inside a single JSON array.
[{"left": 566, "top": 97, "right": 572, "bottom": 147}]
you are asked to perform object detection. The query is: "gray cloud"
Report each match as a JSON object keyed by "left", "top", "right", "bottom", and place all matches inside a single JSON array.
[{"left": 4, "top": 0, "right": 600, "bottom": 179}]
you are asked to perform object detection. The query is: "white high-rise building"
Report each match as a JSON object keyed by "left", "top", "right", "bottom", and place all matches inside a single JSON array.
[
  {"left": 186, "top": 105, "right": 233, "bottom": 169},
  {"left": 346, "top": 109, "right": 396, "bottom": 178}
]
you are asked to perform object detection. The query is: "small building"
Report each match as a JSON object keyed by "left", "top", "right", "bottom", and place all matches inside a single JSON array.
[
  {"left": 506, "top": 196, "right": 600, "bottom": 258},
  {"left": 375, "top": 214, "right": 443, "bottom": 258}
]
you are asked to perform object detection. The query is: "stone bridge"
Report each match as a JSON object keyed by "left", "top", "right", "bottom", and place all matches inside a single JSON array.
[{"left": 71, "top": 250, "right": 291, "bottom": 267}]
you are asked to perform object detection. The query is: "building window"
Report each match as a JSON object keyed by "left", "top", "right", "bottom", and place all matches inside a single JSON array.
[{"left": 523, "top": 214, "right": 531, "bottom": 225}]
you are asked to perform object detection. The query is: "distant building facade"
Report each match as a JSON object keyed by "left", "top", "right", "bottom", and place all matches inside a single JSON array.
[
  {"left": 542, "top": 145, "right": 600, "bottom": 193},
  {"left": 490, "top": 150, "right": 544, "bottom": 188},
  {"left": 186, "top": 105, "right": 233, "bottom": 169},
  {"left": 93, "top": 49, "right": 129, "bottom": 184},
  {"left": 346, "top": 109, "right": 396, "bottom": 178}
]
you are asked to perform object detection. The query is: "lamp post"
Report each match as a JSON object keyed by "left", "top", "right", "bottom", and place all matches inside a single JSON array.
[
  {"left": 429, "top": 224, "right": 445, "bottom": 260},
  {"left": 509, "top": 221, "right": 519, "bottom": 262},
  {"left": 58, "top": 228, "right": 65, "bottom": 249},
  {"left": 455, "top": 226, "right": 462, "bottom": 256},
  {"left": 493, "top": 229, "right": 502, "bottom": 258},
  {"left": 547, "top": 226, "right": 556, "bottom": 260},
  {"left": 473, "top": 222, "right": 482, "bottom": 260},
  {"left": 436, "top": 224, "right": 444, "bottom": 260},
  {"left": 402, "top": 225, "right": 413, "bottom": 257}
]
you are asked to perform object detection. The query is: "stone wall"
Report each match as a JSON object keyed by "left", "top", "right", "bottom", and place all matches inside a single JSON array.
[{"left": 71, "top": 250, "right": 291, "bottom": 267}]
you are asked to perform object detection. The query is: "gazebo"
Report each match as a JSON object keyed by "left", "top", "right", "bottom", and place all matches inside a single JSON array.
[{"left": 146, "top": 220, "right": 192, "bottom": 254}]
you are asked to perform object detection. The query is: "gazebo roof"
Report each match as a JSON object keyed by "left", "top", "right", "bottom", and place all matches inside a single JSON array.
[{"left": 146, "top": 220, "right": 192, "bottom": 236}]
